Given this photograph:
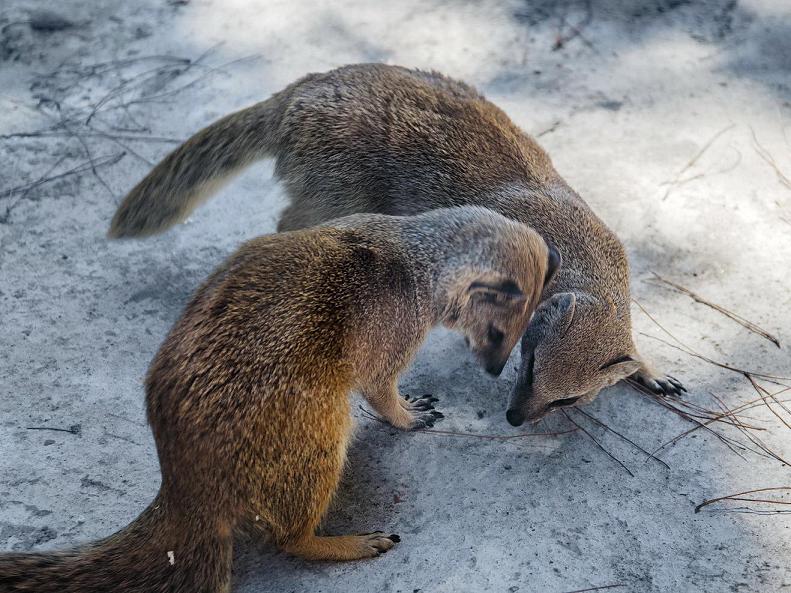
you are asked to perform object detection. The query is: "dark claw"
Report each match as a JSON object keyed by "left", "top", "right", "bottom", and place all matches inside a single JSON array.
[
  {"left": 406, "top": 394, "right": 440, "bottom": 412},
  {"left": 655, "top": 377, "right": 686, "bottom": 397},
  {"left": 412, "top": 401, "right": 435, "bottom": 411},
  {"left": 388, "top": 534, "right": 401, "bottom": 542},
  {"left": 668, "top": 376, "right": 687, "bottom": 392},
  {"left": 431, "top": 411, "right": 444, "bottom": 418}
]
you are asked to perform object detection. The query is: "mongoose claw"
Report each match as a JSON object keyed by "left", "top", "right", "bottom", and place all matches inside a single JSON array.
[
  {"left": 411, "top": 411, "right": 444, "bottom": 429},
  {"left": 402, "top": 395, "right": 445, "bottom": 429},
  {"left": 634, "top": 371, "right": 687, "bottom": 397},
  {"left": 405, "top": 394, "right": 439, "bottom": 411},
  {"left": 668, "top": 376, "right": 686, "bottom": 389}
]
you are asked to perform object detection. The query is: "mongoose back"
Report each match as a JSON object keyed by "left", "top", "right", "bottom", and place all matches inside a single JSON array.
[
  {"left": 0, "top": 206, "right": 554, "bottom": 592},
  {"left": 109, "top": 63, "right": 685, "bottom": 424}
]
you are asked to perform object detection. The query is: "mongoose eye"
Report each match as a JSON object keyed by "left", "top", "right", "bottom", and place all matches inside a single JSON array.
[
  {"left": 599, "top": 354, "right": 634, "bottom": 370},
  {"left": 548, "top": 395, "right": 582, "bottom": 408},
  {"left": 487, "top": 325, "right": 505, "bottom": 346}
]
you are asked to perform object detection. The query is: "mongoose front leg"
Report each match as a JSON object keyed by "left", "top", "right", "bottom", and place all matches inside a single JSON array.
[
  {"left": 283, "top": 532, "right": 400, "bottom": 561},
  {"left": 361, "top": 379, "right": 443, "bottom": 430}
]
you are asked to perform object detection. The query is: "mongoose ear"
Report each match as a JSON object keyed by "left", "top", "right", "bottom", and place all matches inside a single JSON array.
[
  {"left": 468, "top": 279, "right": 526, "bottom": 304},
  {"left": 545, "top": 291, "right": 575, "bottom": 334},
  {"left": 545, "top": 244, "right": 561, "bottom": 287},
  {"left": 525, "top": 291, "right": 576, "bottom": 347}
]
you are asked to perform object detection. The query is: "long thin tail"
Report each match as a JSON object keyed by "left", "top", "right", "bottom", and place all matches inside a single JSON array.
[
  {"left": 108, "top": 91, "right": 288, "bottom": 239},
  {"left": 0, "top": 496, "right": 232, "bottom": 593}
]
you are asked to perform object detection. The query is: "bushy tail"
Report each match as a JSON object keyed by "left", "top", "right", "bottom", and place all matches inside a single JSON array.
[
  {"left": 0, "top": 496, "right": 232, "bottom": 593},
  {"left": 108, "top": 92, "right": 288, "bottom": 239}
]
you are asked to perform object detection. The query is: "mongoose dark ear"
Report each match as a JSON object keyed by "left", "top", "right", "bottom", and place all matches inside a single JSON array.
[
  {"left": 468, "top": 279, "right": 526, "bottom": 304},
  {"left": 545, "top": 244, "right": 561, "bottom": 287},
  {"left": 524, "top": 291, "right": 576, "bottom": 348}
]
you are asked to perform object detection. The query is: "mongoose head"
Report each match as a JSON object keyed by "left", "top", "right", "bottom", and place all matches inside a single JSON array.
[
  {"left": 505, "top": 292, "right": 642, "bottom": 425},
  {"left": 442, "top": 236, "right": 561, "bottom": 378}
]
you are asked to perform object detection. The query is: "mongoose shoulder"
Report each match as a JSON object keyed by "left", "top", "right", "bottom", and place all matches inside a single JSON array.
[
  {"left": 1, "top": 206, "right": 554, "bottom": 592},
  {"left": 108, "top": 63, "right": 685, "bottom": 425}
]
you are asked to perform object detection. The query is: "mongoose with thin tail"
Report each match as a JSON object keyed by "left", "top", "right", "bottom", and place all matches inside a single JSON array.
[
  {"left": 0, "top": 206, "right": 555, "bottom": 592},
  {"left": 108, "top": 63, "right": 685, "bottom": 425}
]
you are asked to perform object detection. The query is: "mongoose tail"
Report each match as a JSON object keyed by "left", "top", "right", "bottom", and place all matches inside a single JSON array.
[
  {"left": 108, "top": 93, "right": 286, "bottom": 239},
  {"left": 0, "top": 496, "right": 232, "bottom": 593}
]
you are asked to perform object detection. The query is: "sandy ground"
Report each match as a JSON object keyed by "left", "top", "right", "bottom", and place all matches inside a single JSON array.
[{"left": 1, "top": 1, "right": 790, "bottom": 591}]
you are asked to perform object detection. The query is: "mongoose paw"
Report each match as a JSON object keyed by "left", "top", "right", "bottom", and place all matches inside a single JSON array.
[
  {"left": 402, "top": 394, "right": 444, "bottom": 429},
  {"left": 359, "top": 532, "right": 401, "bottom": 556},
  {"left": 633, "top": 372, "right": 687, "bottom": 397},
  {"left": 404, "top": 394, "right": 439, "bottom": 410}
]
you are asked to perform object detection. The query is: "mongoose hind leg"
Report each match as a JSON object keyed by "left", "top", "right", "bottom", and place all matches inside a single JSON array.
[
  {"left": 362, "top": 379, "right": 443, "bottom": 430},
  {"left": 257, "top": 396, "right": 400, "bottom": 562},
  {"left": 271, "top": 459, "right": 400, "bottom": 562}
]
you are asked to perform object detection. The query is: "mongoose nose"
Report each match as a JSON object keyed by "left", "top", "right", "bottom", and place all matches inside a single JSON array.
[{"left": 506, "top": 408, "right": 525, "bottom": 426}]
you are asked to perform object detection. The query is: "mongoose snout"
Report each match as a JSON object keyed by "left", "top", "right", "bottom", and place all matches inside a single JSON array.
[
  {"left": 0, "top": 206, "right": 552, "bottom": 591},
  {"left": 462, "top": 243, "right": 561, "bottom": 378}
]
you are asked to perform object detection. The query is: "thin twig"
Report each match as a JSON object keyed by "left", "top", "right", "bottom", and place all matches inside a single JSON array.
[
  {"left": 627, "top": 379, "right": 749, "bottom": 460},
  {"left": 83, "top": 45, "right": 222, "bottom": 124},
  {"left": 552, "top": 0, "right": 595, "bottom": 51},
  {"left": 574, "top": 408, "right": 670, "bottom": 470},
  {"left": 710, "top": 392, "right": 789, "bottom": 466},
  {"left": 357, "top": 406, "right": 576, "bottom": 440},
  {"left": 632, "top": 298, "right": 791, "bottom": 381},
  {"left": 416, "top": 426, "right": 577, "bottom": 440},
  {"left": 27, "top": 426, "right": 80, "bottom": 434},
  {"left": 663, "top": 124, "right": 735, "bottom": 200},
  {"left": 0, "top": 154, "right": 67, "bottom": 223},
  {"left": 0, "top": 130, "right": 180, "bottom": 143},
  {"left": 695, "top": 486, "right": 791, "bottom": 513},
  {"left": 651, "top": 388, "right": 787, "bottom": 455},
  {"left": 561, "top": 585, "right": 625, "bottom": 593},
  {"left": 562, "top": 410, "right": 634, "bottom": 477},
  {"left": 745, "top": 374, "right": 791, "bottom": 431},
  {"left": 750, "top": 126, "right": 791, "bottom": 190},
  {"left": 115, "top": 55, "right": 261, "bottom": 110},
  {"left": 537, "top": 120, "right": 562, "bottom": 137},
  {"left": 649, "top": 273, "right": 780, "bottom": 348},
  {"left": 0, "top": 152, "right": 125, "bottom": 199},
  {"left": 61, "top": 116, "right": 114, "bottom": 196}
]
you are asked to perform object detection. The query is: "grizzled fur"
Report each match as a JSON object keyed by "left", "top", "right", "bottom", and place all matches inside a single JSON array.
[
  {"left": 109, "top": 63, "right": 684, "bottom": 425},
  {"left": 1, "top": 206, "right": 551, "bottom": 592}
]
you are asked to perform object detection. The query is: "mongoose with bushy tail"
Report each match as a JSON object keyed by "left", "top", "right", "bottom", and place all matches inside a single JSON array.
[{"left": 108, "top": 63, "right": 684, "bottom": 425}]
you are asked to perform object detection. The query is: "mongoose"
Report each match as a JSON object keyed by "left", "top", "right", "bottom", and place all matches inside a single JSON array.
[
  {"left": 108, "top": 63, "right": 685, "bottom": 425},
  {"left": 0, "top": 206, "right": 555, "bottom": 592}
]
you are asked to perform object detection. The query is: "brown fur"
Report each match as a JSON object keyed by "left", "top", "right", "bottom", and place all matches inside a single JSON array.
[
  {"left": 108, "top": 63, "right": 684, "bottom": 424},
  {"left": 0, "top": 206, "right": 551, "bottom": 592}
]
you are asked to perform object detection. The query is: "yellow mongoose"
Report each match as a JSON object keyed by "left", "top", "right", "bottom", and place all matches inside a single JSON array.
[
  {"left": 0, "top": 206, "right": 554, "bottom": 592},
  {"left": 109, "top": 63, "right": 685, "bottom": 424}
]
